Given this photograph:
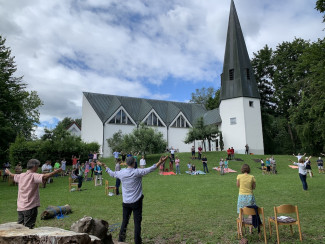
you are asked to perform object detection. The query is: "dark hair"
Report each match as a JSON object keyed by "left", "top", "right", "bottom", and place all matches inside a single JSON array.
[
  {"left": 27, "top": 159, "right": 40, "bottom": 169},
  {"left": 117, "top": 158, "right": 121, "bottom": 162},
  {"left": 298, "top": 158, "right": 304, "bottom": 163},
  {"left": 126, "top": 156, "right": 135, "bottom": 166},
  {"left": 241, "top": 164, "right": 250, "bottom": 174}
]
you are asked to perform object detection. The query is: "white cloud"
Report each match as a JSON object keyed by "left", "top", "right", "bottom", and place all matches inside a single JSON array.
[{"left": 0, "top": 0, "right": 323, "bottom": 127}]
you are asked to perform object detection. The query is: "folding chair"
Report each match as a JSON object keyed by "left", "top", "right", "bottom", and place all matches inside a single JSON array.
[
  {"left": 268, "top": 204, "right": 302, "bottom": 243},
  {"left": 237, "top": 206, "right": 267, "bottom": 243},
  {"left": 69, "top": 177, "right": 78, "bottom": 192},
  {"left": 105, "top": 180, "right": 116, "bottom": 195}
]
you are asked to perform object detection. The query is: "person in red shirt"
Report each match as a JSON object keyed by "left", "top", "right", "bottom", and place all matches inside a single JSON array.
[
  {"left": 71, "top": 155, "right": 80, "bottom": 169},
  {"left": 227, "top": 148, "right": 231, "bottom": 160},
  {"left": 198, "top": 146, "right": 203, "bottom": 160},
  {"left": 231, "top": 147, "right": 235, "bottom": 160}
]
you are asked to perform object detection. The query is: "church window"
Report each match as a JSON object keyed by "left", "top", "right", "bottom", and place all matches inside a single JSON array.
[
  {"left": 171, "top": 115, "right": 190, "bottom": 128},
  {"left": 108, "top": 109, "right": 134, "bottom": 125},
  {"left": 230, "top": 117, "right": 237, "bottom": 125},
  {"left": 229, "top": 69, "right": 234, "bottom": 80},
  {"left": 246, "top": 68, "right": 250, "bottom": 80},
  {"left": 249, "top": 101, "right": 254, "bottom": 107},
  {"left": 145, "top": 112, "right": 164, "bottom": 127}
]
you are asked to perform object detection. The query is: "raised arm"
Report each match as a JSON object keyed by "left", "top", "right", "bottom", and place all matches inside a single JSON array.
[
  {"left": 43, "top": 168, "right": 62, "bottom": 180},
  {"left": 5, "top": 169, "right": 14, "bottom": 177}
]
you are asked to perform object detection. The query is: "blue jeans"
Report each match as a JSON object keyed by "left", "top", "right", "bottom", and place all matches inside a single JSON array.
[
  {"left": 176, "top": 165, "right": 180, "bottom": 174},
  {"left": 299, "top": 173, "right": 308, "bottom": 190}
]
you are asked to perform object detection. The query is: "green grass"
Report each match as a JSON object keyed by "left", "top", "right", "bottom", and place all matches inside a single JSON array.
[{"left": 1, "top": 152, "right": 325, "bottom": 243}]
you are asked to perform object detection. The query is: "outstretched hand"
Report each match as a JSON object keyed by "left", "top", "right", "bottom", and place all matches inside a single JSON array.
[{"left": 156, "top": 155, "right": 169, "bottom": 167}]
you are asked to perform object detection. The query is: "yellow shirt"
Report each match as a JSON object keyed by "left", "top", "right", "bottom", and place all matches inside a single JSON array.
[{"left": 237, "top": 174, "right": 255, "bottom": 195}]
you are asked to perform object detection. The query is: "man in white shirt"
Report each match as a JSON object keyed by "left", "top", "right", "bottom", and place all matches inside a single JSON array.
[
  {"left": 103, "top": 155, "right": 168, "bottom": 244},
  {"left": 41, "top": 160, "right": 52, "bottom": 186},
  {"left": 139, "top": 156, "right": 146, "bottom": 169}
]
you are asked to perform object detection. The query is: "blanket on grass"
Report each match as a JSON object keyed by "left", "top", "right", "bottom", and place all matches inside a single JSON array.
[
  {"left": 161, "top": 172, "right": 176, "bottom": 175},
  {"left": 213, "top": 167, "right": 237, "bottom": 173},
  {"left": 288, "top": 165, "right": 299, "bottom": 169},
  {"left": 185, "top": 170, "right": 206, "bottom": 175}
]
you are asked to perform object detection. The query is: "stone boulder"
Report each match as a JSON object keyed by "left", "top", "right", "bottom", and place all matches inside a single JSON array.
[
  {"left": 70, "top": 216, "right": 113, "bottom": 244},
  {"left": 0, "top": 222, "right": 91, "bottom": 244}
]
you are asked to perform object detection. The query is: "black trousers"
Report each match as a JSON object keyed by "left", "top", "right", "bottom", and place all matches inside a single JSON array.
[
  {"left": 119, "top": 195, "right": 144, "bottom": 244},
  {"left": 18, "top": 206, "right": 38, "bottom": 229},
  {"left": 115, "top": 178, "right": 121, "bottom": 195}
]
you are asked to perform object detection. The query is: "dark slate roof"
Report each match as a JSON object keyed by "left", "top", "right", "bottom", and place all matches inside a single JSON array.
[
  {"left": 220, "top": 0, "right": 260, "bottom": 101},
  {"left": 83, "top": 92, "right": 222, "bottom": 126}
]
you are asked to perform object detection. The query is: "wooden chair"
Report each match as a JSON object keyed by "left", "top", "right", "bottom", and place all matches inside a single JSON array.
[
  {"left": 268, "top": 204, "right": 302, "bottom": 243},
  {"left": 105, "top": 180, "right": 116, "bottom": 195},
  {"left": 69, "top": 177, "right": 78, "bottom": 192},
  {"left": 237, "top": 207, "right": 267, "bottom": 243}
]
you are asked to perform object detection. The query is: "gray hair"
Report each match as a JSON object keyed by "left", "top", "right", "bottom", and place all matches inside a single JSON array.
[
  {"left": 27, "top": 159, "right": 41, "bottom": 169},
  {"left": 126, "top": 156, "right": 135, "bottom": 166}
]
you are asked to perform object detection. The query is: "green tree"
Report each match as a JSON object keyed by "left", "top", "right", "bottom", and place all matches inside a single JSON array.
[
  {"left": 290, "top": 38, "right": 325, "bottom": 154},
  {"left": 316, "top": 0, "right": 325, "bottom": 22},
  {"left": 57, "top": 117, "right": 82, "bottom": 129},
  {"left": 106, "top": 130, "right": 124, "bottom": 152},
  {"left": 0, "top": 35, "right": 42, "bottom": 160},
  {"left": 190, "top": 87, "right": 220, "bottom": 110}
]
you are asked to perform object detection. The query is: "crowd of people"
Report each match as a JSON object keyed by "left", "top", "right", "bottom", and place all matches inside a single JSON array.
[{"left": 3, "top": 147, "right": 325, "bottom": 244}]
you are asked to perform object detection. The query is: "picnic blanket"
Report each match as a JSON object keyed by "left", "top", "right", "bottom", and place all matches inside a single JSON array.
[
  {"left": 288, "top": 165, "right": 299, "bottom": 169},
  {"left": 161, "top": 172, "right": 176, "bottom": 175},
  {"left": 41, "top": 204, "right": 72, "bottom": 220},
  {"left": 185, "top": 170, "right": 206, "bottom": 175},
  {"left": 213, "top": 167, "right": 237, "bottom": 173}
]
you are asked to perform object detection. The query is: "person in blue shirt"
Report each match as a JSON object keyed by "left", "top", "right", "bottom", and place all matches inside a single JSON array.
[{"left": 102, "top": 155, "right": 168, "bottom": 244}]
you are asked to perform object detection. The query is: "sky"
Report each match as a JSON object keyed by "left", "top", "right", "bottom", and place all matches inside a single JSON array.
[{"left": 0, "top": 0, "right": 324, "bottom": 137}]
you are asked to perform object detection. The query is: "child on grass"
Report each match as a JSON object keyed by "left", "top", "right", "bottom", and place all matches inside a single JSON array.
[
  {"left": 175, "top": 157, "right": 180, "bottom": 174},
  {"left": 94, "top": 161, "right": 103, "bottom": 186},
  {"left": 219, "top": 158, "right": 224, "bottom": 175},
  {"left": 224, "top": 159, "right": 228, "bottom": 173}
]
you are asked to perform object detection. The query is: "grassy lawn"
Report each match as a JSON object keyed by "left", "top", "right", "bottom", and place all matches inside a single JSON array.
[{"left": 1, "top": 152, "right": 324, "bottom": 243}]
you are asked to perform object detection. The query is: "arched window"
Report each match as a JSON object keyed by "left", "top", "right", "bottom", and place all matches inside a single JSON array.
[
  {"left": 108, "top": 109, "right": 134, "bottom": 125},
  {"left": 171, "top": 115, "right": 190, "bottom": 128},
  {"left": 144, "top": 112, "right": 164, "bottom": 127}
]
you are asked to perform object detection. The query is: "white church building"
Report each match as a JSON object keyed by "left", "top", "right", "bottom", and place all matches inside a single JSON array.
[{"left": 81, "top": 0, "right": 264, "bottom": 157}]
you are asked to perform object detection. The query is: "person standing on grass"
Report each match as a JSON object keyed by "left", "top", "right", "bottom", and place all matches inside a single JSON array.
[
  {"left": 236, "top": 164, "right": 256, "bottom": 214},
  {"left": 198, "top": 146, "right": 202, "bottom": 160},
  {"left": 94, "top": 161, "right": 103, "bottom": 186},
  {"left": 61, "top": 158, "right": 66, "bottom": 176},
  {"left": 219, "top": 158, "right": 225, "bottom": 175},
  {"left": 74, "top": 163, "right": 85, "bottom": 191},
  {"left": 224, "top": 159, "right": 229, "bottom": 173},
  {"left": 270, "top": 156, "right": 276, "bottom": 174},
  {"left": 231, "top": 147, "right": 235, "bottom": 160},
  {"left": 169, "top": 154, "right": 174, "bottom": 172},
  {"left": 191, "top": 145, "right": 195, "bottom": 159},
  {"left": 293, "top": 153, "right": 306, "bottom": 162},
  {"left": 115, "top": 158, "right": 121, "bottom": 195},
  {"left": 41, "top": 160, "right": 52, "bottom": 187},
  {"left": 139, "top": 155, "right": 146, "bottom": 169},
  {"left": 71, "top": 155, "right": 80, "bottom": 169},
  {"left": 245, "top": 144, "right": 249, "bottom": 154},
  {"left": 90, "top": 159, "right": 95, "bottom": 178},
  {"left": 102, "top": 155, "right": 168, "bottom": 244},
  {"left": 113, "top": 150, "right": 120, "bottom": 162},
  {"left": 5, "top": 159, "right": 62, "bottom": 229},
  {"left": 202, "top": 155, "right": 209, "bottom": 173},
  {"left": 317, "top": 157, "right": 324, "bottom": 174},
  {"left": 175, "top": 157, "right": 180, "bottom": 174},
  {"left": 289, "top": 156, "right": 311, "bottom": 191},
  {"left": 305, "top": 157, "right": 313, "bottom": 177},
  {"left": 54, "top": 160, "right": 60, "bottom": 177},
  {"left": 265, "top": 158, "right": 271, "bottom": 175}
]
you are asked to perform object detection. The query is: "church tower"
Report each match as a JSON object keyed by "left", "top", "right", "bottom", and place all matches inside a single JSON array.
[{"left": 219, "top": 0, "right": 264, "bottom": 154}]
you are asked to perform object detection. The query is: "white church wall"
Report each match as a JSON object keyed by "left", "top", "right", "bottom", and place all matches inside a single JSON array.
[
  {"left": 103, "top": 124, "right": 136, "bottom": 157},
  {"left": 242, "top": 97, "right": 264, "bottom": 155},
  {"left": 219, "top": 97, "right": 264, "bottom": 155},
  {"left": 81, "top": 95, "right": 103, "bottom": 154},
  {"left": 168, "top": 127, "right": 192, "bottom": 152}
]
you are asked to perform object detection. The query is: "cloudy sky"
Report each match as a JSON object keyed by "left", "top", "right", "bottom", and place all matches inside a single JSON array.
[{"left": 1, "top": 0, "right": 323, "bottom": 136}]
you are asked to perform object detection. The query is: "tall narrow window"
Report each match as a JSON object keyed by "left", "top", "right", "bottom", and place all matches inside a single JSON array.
[
  {"left": 108, "top": 109, "right": 134, "bottom": 125},
  {"left": 249, "top": 101, "right": 254, "bottom": 107},
  {"left": 229, "top": 69, "right": 234, "bottom": 80},
  {"left": 144, "top": 112, "right": 164, "bottom": 126},
  {"left": 246, "top": 68, "right": 250, "bottom": 80},
  {"left": 171, "top": 115, "right": 190, "bottom": 128}
]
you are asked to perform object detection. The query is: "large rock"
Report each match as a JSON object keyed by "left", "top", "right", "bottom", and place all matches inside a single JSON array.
[
  {"left": 0, "top": 222, "right": 91, "bottom": 244},
  {"left": 71, "top": 216, "right": 113, "bottom": 244}
]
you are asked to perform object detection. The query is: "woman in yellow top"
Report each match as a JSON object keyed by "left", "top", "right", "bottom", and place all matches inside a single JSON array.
[{"left": 236, "top": 164, "right": 256, "bottom": 213}]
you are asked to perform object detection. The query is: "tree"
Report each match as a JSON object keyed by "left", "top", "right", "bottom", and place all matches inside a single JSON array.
[
  {"left": 107, "top": 125, "right": 167, "bottom": 155},
  {"left": 189, "top": 87, "right": 220, "bottom": 110},
  {"left": 0, "top": 35, "right": 42, "bottom": 160},
  {"left": 290, "top": 38, "right": 325, "bottom": 154},
  {"left": 56, "top": 117, "right": 82, "bottom": 129},
  {"left": 316, "top": 0, "right": 325, "bottom": 22},
  {"left": 184, "top": 117, "right": 219, "bottom": 151}
]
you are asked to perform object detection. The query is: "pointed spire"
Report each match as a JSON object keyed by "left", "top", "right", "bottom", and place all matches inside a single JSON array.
[{"left": 220, "top": 0, "right": 260, "bottom": 101}]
